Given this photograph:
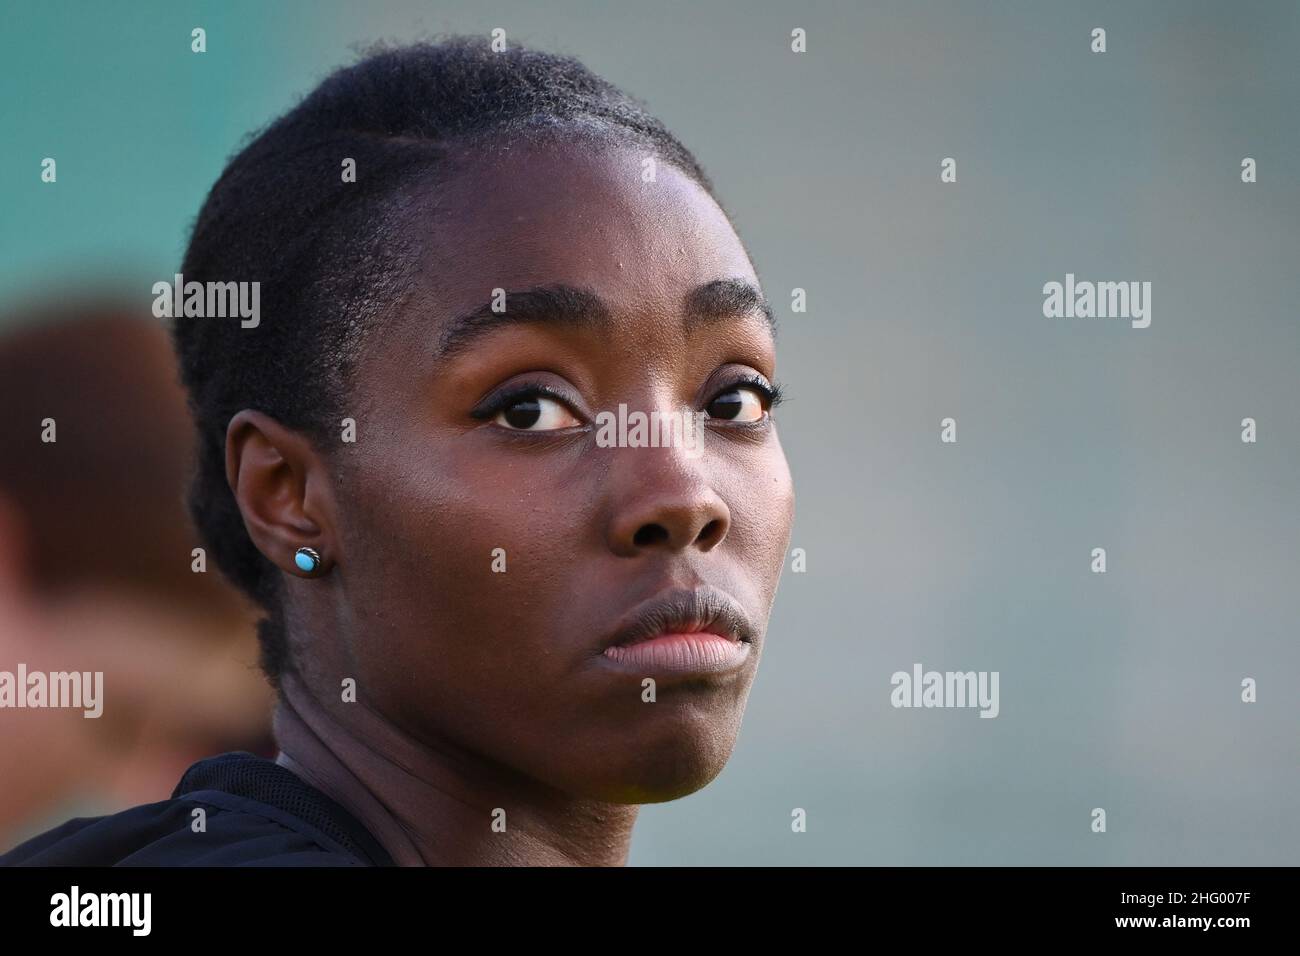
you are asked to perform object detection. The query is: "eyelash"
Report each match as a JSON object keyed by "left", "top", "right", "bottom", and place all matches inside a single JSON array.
[
  {"left": 470, "top": 375, "right": 786, "bottom": 424},
  {"left": 721, "top": 373, "right": 785, "bottom": 414},
  {"left": 470, "top": 382, "right": 576, "bottom": 423}
]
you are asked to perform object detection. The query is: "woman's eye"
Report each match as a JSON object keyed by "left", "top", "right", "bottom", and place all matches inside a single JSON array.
[
  {"left": 493, "top": 393, "right": 582, "bottom": 431},
  {"left": 706, "top": 386, "right": 767, "bottom": 422}
]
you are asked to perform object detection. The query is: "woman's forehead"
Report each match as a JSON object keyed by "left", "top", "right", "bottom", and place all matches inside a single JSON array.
[{"left": 413, "top": 140, "right": 757, "bottom": 304}]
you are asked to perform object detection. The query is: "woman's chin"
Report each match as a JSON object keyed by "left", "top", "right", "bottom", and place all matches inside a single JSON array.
[{"left": 570, "top": 728, "right": 741, "bottom": 804}]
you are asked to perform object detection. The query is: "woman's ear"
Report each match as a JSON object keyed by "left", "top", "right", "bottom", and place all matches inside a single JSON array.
[{"left": 225, "top": 409, "right": 340, "bottom": 577}]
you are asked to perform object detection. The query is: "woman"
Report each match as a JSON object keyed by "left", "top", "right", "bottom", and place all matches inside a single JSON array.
[{"left": 2, "top": 36, "right": 794, "bottom": 866}]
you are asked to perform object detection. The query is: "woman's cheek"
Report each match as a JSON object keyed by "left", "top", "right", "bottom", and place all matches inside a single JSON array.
[{"left": 730, "top": 434, "right": 793, "bottom": 524}]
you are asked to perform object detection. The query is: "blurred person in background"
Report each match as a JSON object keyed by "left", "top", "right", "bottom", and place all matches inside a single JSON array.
[{"left": 0, "top": 298, "right": 275, "bottom": 848}]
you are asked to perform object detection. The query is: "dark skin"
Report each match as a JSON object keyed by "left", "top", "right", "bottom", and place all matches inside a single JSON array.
[{"left": 226, "top": 139, "right": 795, "bottom": 865}]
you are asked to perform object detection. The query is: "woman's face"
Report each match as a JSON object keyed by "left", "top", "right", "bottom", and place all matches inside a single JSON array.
[{"left": 323, "top": 139, "right": 793, "bottom": 803}]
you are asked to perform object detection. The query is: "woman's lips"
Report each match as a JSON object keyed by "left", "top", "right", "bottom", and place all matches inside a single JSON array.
[{"left": 600, "top": 631, "right": 750, "bottom": 675}]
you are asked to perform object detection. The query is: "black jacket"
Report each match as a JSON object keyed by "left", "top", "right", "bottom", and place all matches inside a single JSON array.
[{"left": 0, "top": 751, "right": 395, "bottom": 866}]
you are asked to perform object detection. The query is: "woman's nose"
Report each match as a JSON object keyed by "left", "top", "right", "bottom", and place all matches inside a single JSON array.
[{"left": 604, "top": 450, "right": 731, "bottom": 557}]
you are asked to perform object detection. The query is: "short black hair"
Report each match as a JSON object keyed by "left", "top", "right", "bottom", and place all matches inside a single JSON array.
[{"left": 172, "top": 37, "right": 718, "bottom": 689}]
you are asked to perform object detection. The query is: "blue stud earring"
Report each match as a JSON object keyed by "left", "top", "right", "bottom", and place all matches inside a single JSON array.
[{"left": 294, "top": 547, "right": 322, "bottom": 575}]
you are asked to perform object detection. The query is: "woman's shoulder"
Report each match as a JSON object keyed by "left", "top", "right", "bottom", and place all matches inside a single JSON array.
[{"left": 0, "top": 751, "right": 394, "bottom": 867}]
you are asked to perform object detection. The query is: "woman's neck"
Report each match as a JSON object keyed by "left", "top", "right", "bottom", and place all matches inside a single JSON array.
[{"left": 271, "top": 669, "right": 637, "bottom": 866}]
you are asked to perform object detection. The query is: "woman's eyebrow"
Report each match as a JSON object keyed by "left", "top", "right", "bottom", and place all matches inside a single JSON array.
[
  {"left": 433, "top": 278, "right": 775, "bottom": 360},
  {"left": 683, "top": 278, "right": 776, "bottom": 337}
]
